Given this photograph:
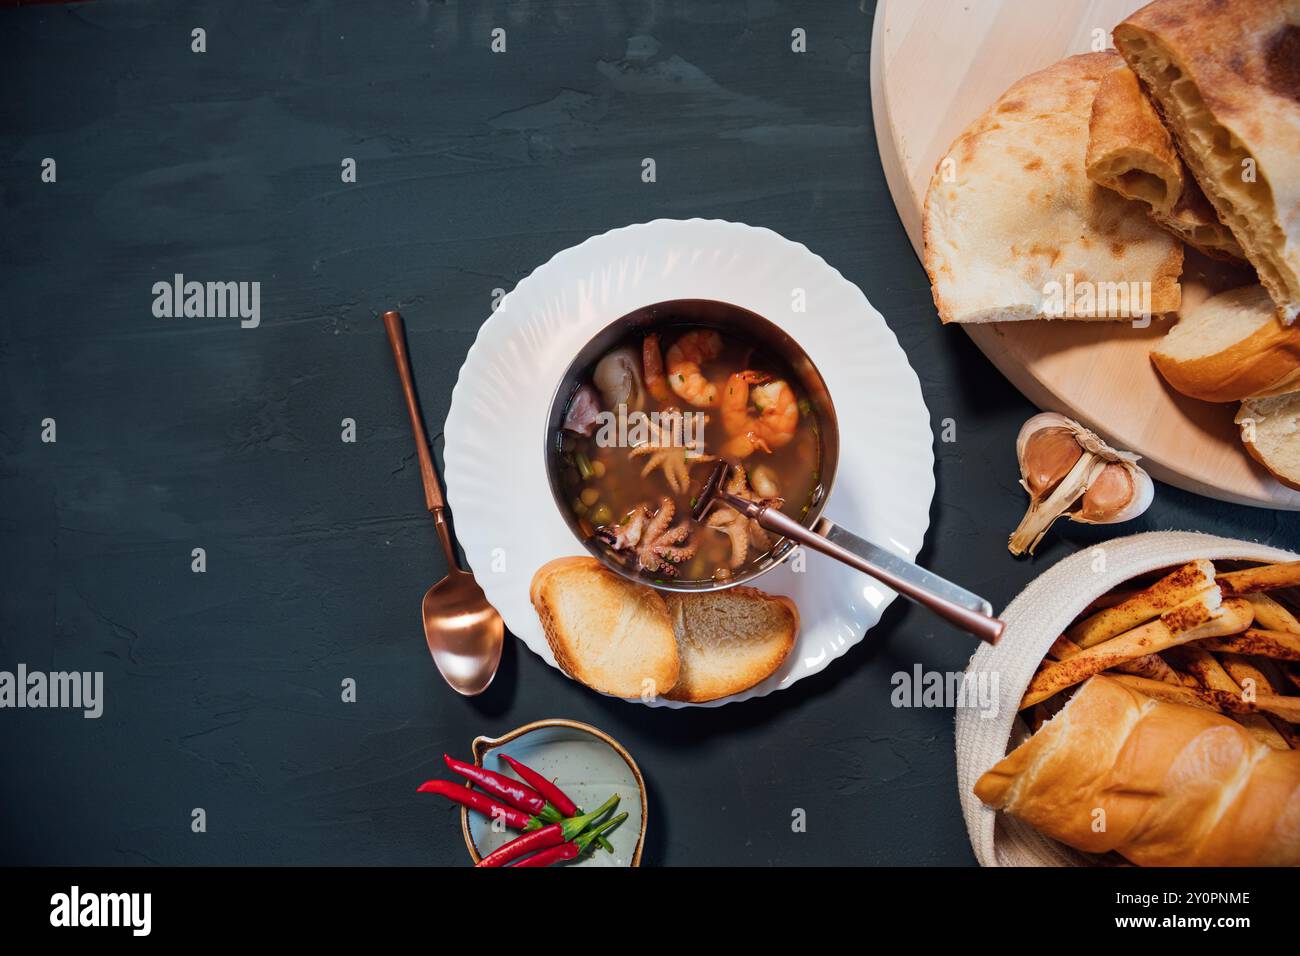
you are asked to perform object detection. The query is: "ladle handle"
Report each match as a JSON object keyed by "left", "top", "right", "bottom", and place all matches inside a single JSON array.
[
  {"left": 755, "top": 506, "right": 1004, "bottom": 644},
  {"left": 382, "top": 310, "right": 443, "bottom": 514}
]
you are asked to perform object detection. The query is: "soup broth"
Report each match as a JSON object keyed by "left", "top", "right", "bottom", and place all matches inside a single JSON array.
[{"left": 556, "top": 323, "right": 822, "bottom": 584}]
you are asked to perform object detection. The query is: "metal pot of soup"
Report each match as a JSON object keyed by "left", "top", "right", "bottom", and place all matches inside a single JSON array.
[{"left": 545, "top": 298, "right": 836, "bottom": 594}]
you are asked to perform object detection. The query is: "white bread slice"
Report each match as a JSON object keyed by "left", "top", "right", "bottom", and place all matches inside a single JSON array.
[
  {"left": 529, "top": 557, "right": 679, "bottom": 698},
  {"left": 1237, "top": 394, "right": 1300, "bottom": 493},
  {"left": 664, "top": 588, "right": 798, "bottom": 703},
  {"left": 1152, "top": 285, "right": 1300, "bottom": 403}
]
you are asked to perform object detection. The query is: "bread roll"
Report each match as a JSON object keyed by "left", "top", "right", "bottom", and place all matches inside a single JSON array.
[
  {"left": 975, "top": 675, "right": 1300, "bottom": 866},
  {"left": 1114, "top": 0, "right": 1300, "bottom": 323},
  {"left": 1152, "top": 285, "right": 1300, "bottom": 402}
]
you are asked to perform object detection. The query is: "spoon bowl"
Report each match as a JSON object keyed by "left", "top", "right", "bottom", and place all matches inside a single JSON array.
[{"left": 421, "top": 572, "right": 505, "bottom": 696}]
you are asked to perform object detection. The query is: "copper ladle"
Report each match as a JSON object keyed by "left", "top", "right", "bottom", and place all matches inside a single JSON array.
[
  {"left": 694, "top": 461, "right": 1005, "bottom": 644},
  {"left": 383, "top": 310, "right": 504, "bottom": 695}
]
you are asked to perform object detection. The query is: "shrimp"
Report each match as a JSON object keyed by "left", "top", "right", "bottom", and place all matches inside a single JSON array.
[
  {"left": 642, "top": 333, "right": 673, "bottom": 402},
  {"left": 665, "top": 330, "right": 722, "bottom": 407},
  {"left": 719, "top": 371, "right": 799, "bottom": 458}
]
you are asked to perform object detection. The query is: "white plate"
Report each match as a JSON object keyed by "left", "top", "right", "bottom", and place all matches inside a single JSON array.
[{"left": 443, "top": 219, "right": 935, "bottom": 707}]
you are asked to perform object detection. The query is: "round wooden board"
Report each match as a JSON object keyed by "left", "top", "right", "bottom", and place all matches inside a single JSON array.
[{"left": 870, "top": 0, "right": 1300, "bottom": 510}]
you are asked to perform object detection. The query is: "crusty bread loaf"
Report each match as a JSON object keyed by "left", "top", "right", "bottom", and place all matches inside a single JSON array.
[
  {"left": 1085, "top": 61, "right": 1244, "bottom": 261},
  {"left": 923, "top": 52, "right": 1182, "bottom": 324},
  {"left": 1236, "top": 392, "right": 1300, "bottom": 492},
  {"left": 1114, "top": 0, "right": 1300, "bottom": 323},
  {"left": 975, "top": 675, "right": 1300, "bottom": 866},
  {"left": 529, "top": 557, "right": 679, "bottom": 698},
  {"left": 664, "top": 588, "right": 798, "bottom": 702},
  {"left": 1152, "top": 285, "right": 1300, "bottom": 402}
]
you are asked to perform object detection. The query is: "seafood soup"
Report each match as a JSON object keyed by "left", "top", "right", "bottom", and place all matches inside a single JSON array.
[{"left": 554, "top": 310, "right": 825, "bottom": 585}]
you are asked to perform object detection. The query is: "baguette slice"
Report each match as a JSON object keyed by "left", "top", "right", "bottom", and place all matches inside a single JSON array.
[
  {"left": 1236, "top": 393, "right": 1300, "bottom": 491},
  {"left": 976, "top": 674, "right": 1300, "bottom": 866},
  {"left": 1152, "top": 285, "right": 1300, "bottom": 402},
  {"left": 529, "top": 557, "right": 679, "bottom": 698},
  {"left": 664, "top": 588, "right": 798, "bottom": 703}
]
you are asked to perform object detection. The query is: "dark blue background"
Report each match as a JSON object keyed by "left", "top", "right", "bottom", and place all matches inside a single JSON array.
[{"left": 1, "top": 0, "right": 1294, "bottom": 865}]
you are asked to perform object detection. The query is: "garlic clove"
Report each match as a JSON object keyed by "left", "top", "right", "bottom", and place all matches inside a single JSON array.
[
  {"left": 1075, "top": 460, "right": 1154, "bottom": 526},
  {"left": 1021, "top": 424, "right": 1084, "bottom": 496},
  {"left": 1008, "top": 413, "right": 1154, "bottom": 556},
  {"left": 1078, "top": 462, "right": 1132, "bottom": 521}
]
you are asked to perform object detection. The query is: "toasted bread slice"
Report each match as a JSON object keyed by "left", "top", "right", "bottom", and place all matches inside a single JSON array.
[
  {"left": 529, "top": 557, "right": 679, "bottom": 698},
  {"left": 1152, "top": 285, "right": 1300, "bottom": 402},
  {"left": 664, "top": 588, "right": 799, "bottom": 703},
  {"left": 1236, "top": 393, "right": 1300, "bottom": 492}
]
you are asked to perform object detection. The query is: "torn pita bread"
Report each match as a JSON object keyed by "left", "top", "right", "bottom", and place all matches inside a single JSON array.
[
  {"left": 1115, "top": 0, "right": 1300, "bottom": 323},
  {"left": 1086, "top": 62, "right": 1244, "bottom": 260},
  {"left": 924, "top": 52, "right": 1182, "bottom": 324}
]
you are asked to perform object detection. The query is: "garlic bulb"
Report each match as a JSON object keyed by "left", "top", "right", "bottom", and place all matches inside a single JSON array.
[{"left": 1008, "top": 412, "right": 1154, "bottom": 556}]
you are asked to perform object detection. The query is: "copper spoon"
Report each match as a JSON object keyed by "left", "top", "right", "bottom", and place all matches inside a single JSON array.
[
  {"left": 694, "top": 461, "right": 1004, "bottom": 644},
  {"left": 382, "top": 310, "right": 504, "bottom": 695}
]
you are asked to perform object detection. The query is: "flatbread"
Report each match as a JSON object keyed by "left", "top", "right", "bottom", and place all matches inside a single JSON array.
[
  {"left": 924, "top": 52, "right": 1183, "bottom": 324},
  {"left": 1115, "top": 0, "right": 1300, "bottom": 323},
  {"left": 1086, "top": 62, "right": 1244, "bottom": 260}
]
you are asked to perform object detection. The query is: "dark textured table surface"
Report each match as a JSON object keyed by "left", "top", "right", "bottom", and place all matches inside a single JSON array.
[{"left": 1, "top": 0, "right": 1296, "bottom": 866}]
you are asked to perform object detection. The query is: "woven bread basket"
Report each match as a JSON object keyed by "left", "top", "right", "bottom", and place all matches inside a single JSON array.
[{"left": 956, "top": 530, "right": 1300, "bottom": 867}]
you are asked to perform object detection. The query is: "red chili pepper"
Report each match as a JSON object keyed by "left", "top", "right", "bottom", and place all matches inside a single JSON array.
[
  {"left": 444, "top": 754, "right": 560, "bottom": 822},
  {"left": 476, "top": 794, "right": 620, "bottom": 868},
  {"left": 480, "top": 823, "right": 566, "bottom": 867},
  {"left": 416, "top": 780, "right": 537, "bottom": 830},
  {"left": 510, "top": 841, "right": 580, "bottom": 868},
  {"left": 500, "top": 754, "right": 579, "bottom": 817},
  {"left": 508, "top": 811, "right": 629, "bottom": 868}
]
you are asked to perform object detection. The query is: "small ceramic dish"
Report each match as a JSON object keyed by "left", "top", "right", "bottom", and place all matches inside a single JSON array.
[{"left": 460, "top": 719, "right": 647, "bottom": 866}]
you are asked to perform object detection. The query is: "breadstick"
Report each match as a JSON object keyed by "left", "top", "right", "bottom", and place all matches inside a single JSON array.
[
  {"left": 1175, "top": 647, "right": 1288, "bottom": 748},
  {"left": 1046, "top": 635, "right": 1075, "bottom": 661},
  {"left": 1054, "top": 634, "right": 1182, "bottom": 683},
  {"left": 1021, "top": 592, "right": 1246, "bottom": 709},
  {"left": 1066, "top": 560, "right": 1215, "bottom": 648},
  {"left": 1198, "top": 628, "right": 1300, "bottom": 662},
  {"left": 1209, "top": 690, "right": 1300, "bottom": 724},
  {"left": 1106, "top": 673, "right": 1222, "bottom": 712},
  {"left": 1108, "top": 673, "right": 1300, "bottom": 722},
  {"left": 1220, "top": 654, "right": 1300, "bottom": 748},
  {"left": 1246, "top": 593, "right": 1300, "bottom": 633},
  {"left": 1220, "top": 654, "right": 1275, "bottom": 693},
  {"left": 1218, "top": 561, "right": 1300, "bottom": 596}
]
